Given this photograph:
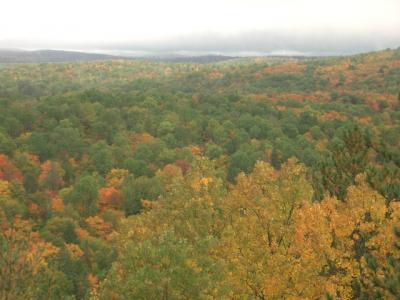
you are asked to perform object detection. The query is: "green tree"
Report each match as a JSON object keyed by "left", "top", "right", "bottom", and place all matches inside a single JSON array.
[
  {"left": 121, "top": 175, "right": 164, "bottom": 215},
  {"left": 317, "top": 125, "right": 370, "bottom": 200},
  {"left": 101, "top": 231, "right": 225, "bottom": 299},
  {"left": 64, "top": 175, "right": 101, "bottom": 216},
  {"left": 0, "top": 132, "right": 15, "bottom": 156}
]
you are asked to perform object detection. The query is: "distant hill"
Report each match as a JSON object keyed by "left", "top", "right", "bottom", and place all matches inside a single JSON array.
[
  {"left": 0, "top": 49, "right": 131, "bottom": 63},
  {"left": 0, "top": 49, "right": 238, "bottom": 64}
]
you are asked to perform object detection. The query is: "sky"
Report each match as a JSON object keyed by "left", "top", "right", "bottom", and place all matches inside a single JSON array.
[{"left": 0, "top": 0, "right": 399, "bottom": 56}]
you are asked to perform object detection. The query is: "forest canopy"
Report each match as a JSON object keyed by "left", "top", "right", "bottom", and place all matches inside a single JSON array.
[{"left": 0, "top": 48, "right": 399, "bottom": 299}]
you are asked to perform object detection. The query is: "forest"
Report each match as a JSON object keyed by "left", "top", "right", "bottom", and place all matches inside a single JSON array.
[{"left": 0, "top": 48, "right": 399, "bottom": 299}]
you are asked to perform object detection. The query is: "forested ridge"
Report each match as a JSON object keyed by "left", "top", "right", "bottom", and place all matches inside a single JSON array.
[
  {"left": 0, "top": 48, "right": 399, "bottom": 299},
  {"left": 0, "top": 49, "right": 130, "bottom": 64}
]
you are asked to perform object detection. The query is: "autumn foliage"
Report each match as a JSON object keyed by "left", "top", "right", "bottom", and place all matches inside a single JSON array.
[
  {"left": 102, "top": 158, "right": 400, "bottom": 299},
  {"left": 98, "top": 187, "right": 123, "bottom": 211},
  {"left": 0, "top": 48, "right": 399, "bottom": 298}
]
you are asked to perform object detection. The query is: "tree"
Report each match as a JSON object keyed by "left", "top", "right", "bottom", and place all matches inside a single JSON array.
[
  {"left": 205, "top": 143, "right": 223, "bottom": 160},
  {"left": 0, "top": 155, "right": 23, "bottom": 184},
  {"left": 98, "top": 187, "right": 123, "bottom": 212},
  {"left": 217, "top": 159, "right": 314, "bottom": 298},
  {"left": 0, "top": 212, "right": 60, "bottom": 300},
  {"left": 89, "top": 142, "right": 114, "bottom": 176},
  {"left": 101, "top": 231, "right": 225, "bottom": 299},
  {"left": 121, "top": 175, "right": 164, "bottom": 215},
  {"left": 357, "top": 224, "right": 400, "bottom": 299},
  {"left": 41, "top": 216, "right": 78, "bottom": 246},
  {"left": 228, "top": 144, "right": 263, "bottom": 181},
  {"left": 50, "top": 120, "right": 85, "bottom": 159},
  {"left": 38, "top": 160, "right": 65, "bottom": 191},
  {"left": 0, "top": 132, "right": 15, "bottom": 156},
  {"left": 64, "top": 175, "right": 101, "bottom": 216},
  {"left": 101, "top": 157, "right": 228, "bottom": 298},
  {"left": 292, "top": 175, "right": 399, "bottom": 299},
  {"left": 317, "top": 125, "right": 370, "bottom": 200}
]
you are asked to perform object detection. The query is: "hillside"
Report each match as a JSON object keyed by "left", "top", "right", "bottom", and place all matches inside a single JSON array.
[
  {"left": 0, "top": 49, "right": 131, "bottom": 63},
  {"left": 0, "top": 48, "right": 399, "bottom": 299},
  {"left": 0, "top": 49, "right": 240, "bottom": 64}
]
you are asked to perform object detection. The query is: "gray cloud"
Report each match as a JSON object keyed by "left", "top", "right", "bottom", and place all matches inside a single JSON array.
[
  {"left": 1, "top": 29, "right": 399, "bottom": 57},
  {"left": 87, "top": 29, "right": 400, "bottom": 56}
]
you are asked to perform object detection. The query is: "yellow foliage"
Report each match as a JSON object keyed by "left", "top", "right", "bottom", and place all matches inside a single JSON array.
[
  {"left": 0, "top": 180, "right": 11, "bottom": 197},
  {"left": 106, "top": 158, "right": 399, "bottom": 299},
  {"left": 65, "top": 243, "right": 84, "bottom": 260},
  {"left": 85, "top": 215, "right": 113, "bottom": 238},
  {"left": 106, "top": 168, "right": 129, "bottom": 188}
]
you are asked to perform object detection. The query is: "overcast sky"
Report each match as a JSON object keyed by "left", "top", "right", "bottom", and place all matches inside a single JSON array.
[{"left": 1, "top": 0, "right": 399, "bottom": 55}]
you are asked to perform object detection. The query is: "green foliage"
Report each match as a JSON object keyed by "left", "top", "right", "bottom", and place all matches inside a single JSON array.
[
  {"left": 205, "top": 142, "right": 224, "bottom": 159},
  {"left": 63, "top": 174, "right": 102, "bottom": 216},
  {"left": 0, "top": 131, "right": 15, "bottom": 155},
  {"left": 121, "top": 175, "right": 164, "bottom": 215},
  {"left": 101, "top": 231, "right": 225, "bottom": 299},
  {"left": 41, "top": 217, "right": 78, "bottom": 246}
]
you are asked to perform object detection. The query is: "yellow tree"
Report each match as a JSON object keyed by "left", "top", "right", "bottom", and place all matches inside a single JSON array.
[
  {"left": 99, "top": 157, "right": 399, "bottom": 299},
  {"left": 217, "top": 159, "right": 313, "bottom": 299},
  {"left": 292, "top": 174, "right": 400, "bottom": 299}
]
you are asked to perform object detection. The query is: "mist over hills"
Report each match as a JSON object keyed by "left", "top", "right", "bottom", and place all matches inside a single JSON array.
[{"left": 1, "top": 46, "right": 399, "bottom": 65}]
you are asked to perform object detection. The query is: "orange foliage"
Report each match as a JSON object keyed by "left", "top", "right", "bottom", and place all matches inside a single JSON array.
[
  {"left": 98, "top": 187, "right": 123, "bottom": 211},
  {"left": 191, "top": 177, "right": 213, "bottom": 192},
  {"left": 358, "top": 116, "right": 372, "bottom": 125},
  {"left": 51, "top": 197, "right": 64, "bottom": 212},
  {"left": 208, "top": 70, "right": 224, "bottom": 80},
  {"left": 28, "top": 203, "right": 41, "bottom": 217},
  {"left": 189, "top": 145, "right": 202, "bottom": 156},
  {"left": 319, "top": 111, "right": 347, "bottom": 122},
  {"left": 0, "top": 154, "right": 23, "bottom": 183},
  {"left": 87, "top": 273, "right": 99, "bottom": 288},
  {"left": 87, "top": 273, "right": 100, "bottom": 299},
  {"left": 130, "top": 133, "right": 155, "bottom": 147},
  {"left": 75, "top": 227, "right": 90, "bottom": 240},
  {"left": 65, "top": 243, "right": 84, "bottom": 260}
]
